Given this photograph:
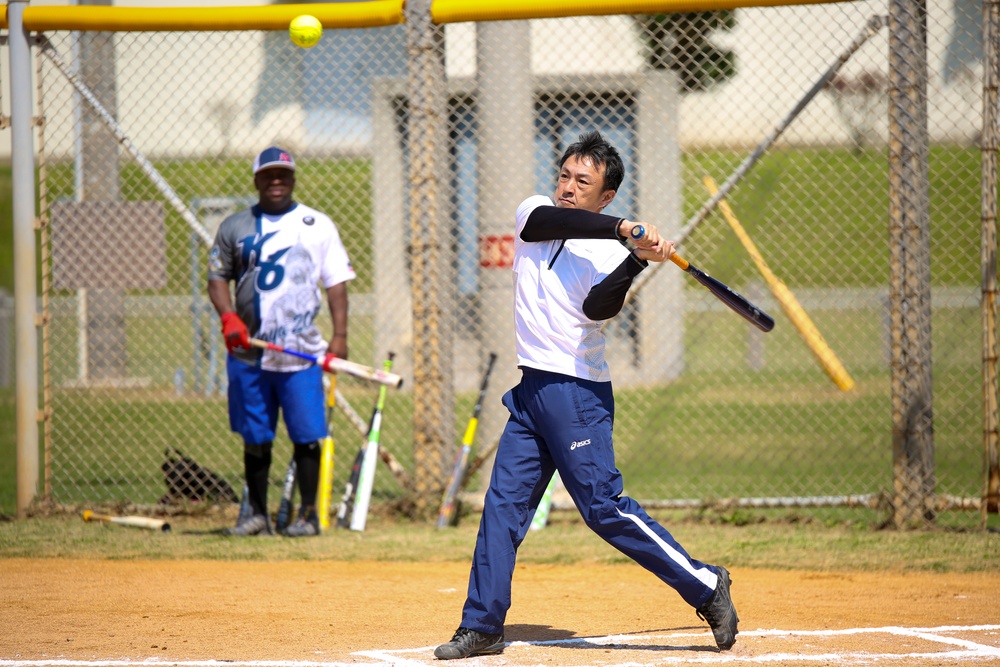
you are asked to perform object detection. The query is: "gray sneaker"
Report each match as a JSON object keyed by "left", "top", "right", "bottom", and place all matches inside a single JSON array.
[
  {"left": 224, "top": 514, "right": 269, "bottom": 536},
  {"left": 283, "top": 516, "right": 319, "bottom": 537},
  {"left": 697, "top": 566, "right": 739, "bottom": 651},
  {"left": 434, "top": 627, "right": 505, "bottom": 660}
]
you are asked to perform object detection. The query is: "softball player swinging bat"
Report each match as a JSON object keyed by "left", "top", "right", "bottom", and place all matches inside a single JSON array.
[{"left": 435, "top": 131, "right": 738, "bottom": 661}]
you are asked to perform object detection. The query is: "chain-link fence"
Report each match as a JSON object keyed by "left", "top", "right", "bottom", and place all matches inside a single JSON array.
[{"left": 8, "top": 0, "right": 993, "bottom": 528}]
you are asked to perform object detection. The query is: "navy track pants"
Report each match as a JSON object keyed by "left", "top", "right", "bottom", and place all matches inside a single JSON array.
[{"left": 460, "top": 367, "right": 720, "bottom": 635}]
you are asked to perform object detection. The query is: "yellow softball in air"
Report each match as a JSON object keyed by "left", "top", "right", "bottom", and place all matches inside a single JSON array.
[{"left": 289, "top": 15, "right": 322, "bottom": 49}]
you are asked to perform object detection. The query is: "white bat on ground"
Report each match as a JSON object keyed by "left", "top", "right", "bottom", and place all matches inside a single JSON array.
[{"left": 82, "top": 510, "right": 171, "bottom": 532}]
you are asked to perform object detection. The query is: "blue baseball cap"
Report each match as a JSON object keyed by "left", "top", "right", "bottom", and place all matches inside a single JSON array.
[{"left": 252, "top": 147, "right": 296, "bottom": 174}]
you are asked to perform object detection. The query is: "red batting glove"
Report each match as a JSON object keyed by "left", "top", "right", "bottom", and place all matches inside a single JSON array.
[
  {"left": 220, "top": 312, "right": 250, "bottom": 353},
  {"left": 320, "top": 353, "right": 338, "bottom": 374}
]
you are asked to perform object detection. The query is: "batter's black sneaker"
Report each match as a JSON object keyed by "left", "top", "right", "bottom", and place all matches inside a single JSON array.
[
  {"left": 697, "top": 566, "right": 739, "bottom": 650},
  {"left": 434, "top": 627, "right": 505, "bottom": 660}
]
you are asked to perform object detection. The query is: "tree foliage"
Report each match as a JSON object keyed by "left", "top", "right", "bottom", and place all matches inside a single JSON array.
[{"left": 638, "top": 11, "right": 737, "bottom": 93}]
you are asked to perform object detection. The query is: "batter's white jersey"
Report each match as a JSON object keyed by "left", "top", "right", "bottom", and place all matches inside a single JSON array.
[
  {"left": 208, "top": 203, "right": 355, "bottom": 372},
  {"left": 513, "top": 195, "right": 631, "bottom": 382}
]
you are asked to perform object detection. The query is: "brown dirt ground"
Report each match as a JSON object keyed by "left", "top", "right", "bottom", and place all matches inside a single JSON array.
[{"left": 2, "top": 559, "right": 999, "bottom": 666}]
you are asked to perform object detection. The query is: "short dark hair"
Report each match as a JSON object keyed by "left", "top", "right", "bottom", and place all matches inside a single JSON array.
[{"left": 558, "top": 130, "right": 625, "bottom": 193}]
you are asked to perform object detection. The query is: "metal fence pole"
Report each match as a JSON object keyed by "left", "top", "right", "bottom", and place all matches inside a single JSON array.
[
  {"left": 406, "top": 0, "right": 456, "bottom": 515},
  {"left": 888, "top": 0, "right": 935, "bottom": 527},
  {"left": 9, "top": 0, "right": 39, "bottom": 517},
  {"left": 982, "top": 0, "right": 1000, "bottom": 522}
]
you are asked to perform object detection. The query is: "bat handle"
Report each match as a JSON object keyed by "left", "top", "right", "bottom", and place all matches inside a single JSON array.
[
  {"left": 632, "top": 225, "right": 689, "bottom": 269},
  {"left": 669, "top": 253, "right": 690, "bottom": 271},
  {"left": 321, "top": 353, "right": 338, "bottom": 373},
  {"left": 248, "top": 338, "right": 268, "bottom": 351}
]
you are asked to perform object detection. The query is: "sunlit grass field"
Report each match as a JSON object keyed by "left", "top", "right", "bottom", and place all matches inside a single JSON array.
[{"left": 0, "top": 144, "right": 988, "bottom": 528}]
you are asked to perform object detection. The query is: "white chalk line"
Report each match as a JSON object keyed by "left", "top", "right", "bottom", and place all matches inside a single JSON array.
[{"left": 3, "top": 624, "right": 999, "bottom": 667}]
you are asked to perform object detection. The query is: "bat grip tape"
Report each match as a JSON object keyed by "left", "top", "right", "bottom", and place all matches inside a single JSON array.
[{"left": 670, "top": 254, "right": 691, "bottom": 271}]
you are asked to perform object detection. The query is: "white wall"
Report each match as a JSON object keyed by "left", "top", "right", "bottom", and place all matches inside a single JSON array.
[{"left": 1, "top": 0, "right": 982, "bottom": 161}]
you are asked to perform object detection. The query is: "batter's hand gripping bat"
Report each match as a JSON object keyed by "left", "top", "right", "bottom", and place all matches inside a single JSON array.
[
  {"left": 436, "top": 352, "right": 498, "bottom": 528},
  {"left": 248, "top": 338, "right": 404, "bottom": 388},
  {"left": 631, "top": 225, "right": 775, "bottom": 333},
  {"left": 350, "top": 352, "right": 396, "bottom": 532},
  {"left": 82, "top": 510, "right": 171, "bottom": 532}
]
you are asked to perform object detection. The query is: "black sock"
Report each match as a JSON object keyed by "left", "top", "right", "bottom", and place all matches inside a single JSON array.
[
  {"left": 244, "top": 442, "right": 273, "bottom": 517},
  {"left": 293, "top": 440, "right": 321, "bottom": 519}
]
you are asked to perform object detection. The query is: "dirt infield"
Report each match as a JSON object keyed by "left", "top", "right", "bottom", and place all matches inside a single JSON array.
[{"left": 2, "top": 558, "right": 999, "bottom": 666}]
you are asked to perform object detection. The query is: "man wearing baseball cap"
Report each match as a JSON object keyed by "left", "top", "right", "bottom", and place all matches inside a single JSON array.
[
  {"left": 252, "top": 146, "right": 296, "bottom": 174},
  {"left": 208, "top": 146, "right": 355, "bottom": 537}
]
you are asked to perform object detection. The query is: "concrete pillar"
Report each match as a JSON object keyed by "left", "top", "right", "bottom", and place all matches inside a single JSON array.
[
  {"left": 475, "top": 21, "right": 534, "bottom": 464},
  {"left": 372, "top": 79, "right": 413, "bottom": 384},
  {"left": 610, "top": 69, "right": 684, "bottom": 385}
]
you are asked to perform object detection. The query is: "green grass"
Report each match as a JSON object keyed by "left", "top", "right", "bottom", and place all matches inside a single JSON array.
[
  {"left": 0, "top": 508, "right": 997, "bottom": 573},
  {"left": 0, "top": 145, "right": 989, "bottom": 525},
  {"left": 0, "top": 145, "right": 983, "bottom": 296},
  {"left": 681, "top": 145, "right": 981, "bottom": 286},
  {"left": 11, "top": 360, "right": 980, "bottom": 521}
]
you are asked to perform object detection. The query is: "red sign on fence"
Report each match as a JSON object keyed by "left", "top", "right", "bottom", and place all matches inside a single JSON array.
[{"left": 479, "top": 234, "right": 515, "bottom": 268}]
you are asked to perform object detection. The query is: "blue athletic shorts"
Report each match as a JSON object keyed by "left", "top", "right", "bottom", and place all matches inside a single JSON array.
[{"left": 226, "top": 356, "right": 326, "bottom": 445}]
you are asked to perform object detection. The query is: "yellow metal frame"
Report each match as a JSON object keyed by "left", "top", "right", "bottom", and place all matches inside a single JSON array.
[{"left": 1, "top": 0, "right": 860, "bottom": 31}]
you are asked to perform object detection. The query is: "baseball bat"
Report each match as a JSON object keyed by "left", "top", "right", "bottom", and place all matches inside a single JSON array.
[
  {"left": 336, "top": 363, "right": 390, "bottom": 529},
  {"left": 703, "top": 175, "right": 854, "bottom": 390},
  {"left": 274, "top": 456, "right": 297, "bottom": 532},
  {"left": 624, "top": 15, "right": 888, "bottom": 306},
  {"left": 529, "top": 471, "right": 560, "bottom": 531},
  {"left": 329, "top": 382, "right": 415, "bottom": 491},
  {"left": 82, "top": 510, "right": 171, "bottom": 532},
  {"left": 350, "top": 352, "right": 396, "bottom": 532},
  {"left": 436, "top": 352, "right": 498, "bottom": 528},
  {"left": 248, "top": 338, "right": 404, "bottom": 389},
  {"left": 236, "top": 483, "right": 252, "bottom": 525},
  {"left": 631, "top": 225, "right": 774, "bottom": 332},
  {"left": 336, "top": 446, "right": 366, "bottom": 528},
  {"left": 316, "top": 374, "right": 337, "bottom": 531}
]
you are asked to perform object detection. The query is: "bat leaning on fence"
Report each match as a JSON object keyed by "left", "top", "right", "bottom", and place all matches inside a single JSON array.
[
  {"left": 82, "top": 510, "right": 171, "bottom": 532},
  {"left": 336, "top": 446, "right": 366, "bottom": 529},
  {"left": 316, "top": 374, "right": 337, "bottom": 531},
  {"left": 274, "top": 456, "right": 297, "bottom": 533},
  {"left": 248, "top": 338, "right": 404, "bottom": 388},
  {"left": 530, "top": 472, "right": 560, "bottom": 531},
  {"left": 624, "top": 15, "right": 888, "bottom": 307},
  {"left": 337, "top": 354, "right": 396, "bottom": 529},
  {"left": 350, "top": 352, "right": 396, "bottom": 532},
  {"left": 333, "top": 385, "right": 414, "bottom": 492},
  {"left": 630, "top": 225, "right": 775, "bottom": 333},
  {"left": 437, "top": 352, "right": 498, "bottom": 528},
  {"left": 702, "top": 174, "right": 853, "bottom": 390}
]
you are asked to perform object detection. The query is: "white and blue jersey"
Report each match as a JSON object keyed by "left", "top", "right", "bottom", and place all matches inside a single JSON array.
[
  {"left": 513, "top": 194, "right": 631, "bottom": 381},
  {"left": 208, "top": 202, "right": 355, "bottom": 372}
]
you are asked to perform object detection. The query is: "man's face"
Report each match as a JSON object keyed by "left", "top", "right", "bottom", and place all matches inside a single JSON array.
[
  {"left": 553, "top": 155, "right": 615, "bottom": 213},
  {"left": 254, "top": 167, "right": 295, "bottom": 211}
]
